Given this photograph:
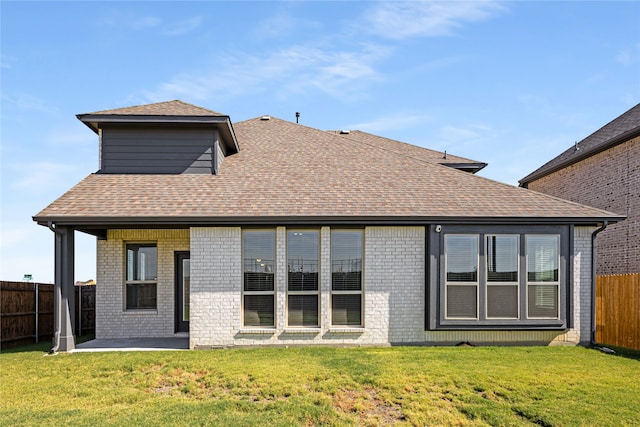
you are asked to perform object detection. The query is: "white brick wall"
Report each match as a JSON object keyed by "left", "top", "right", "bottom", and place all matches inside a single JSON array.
[
  {"left": 364, "top": 226, "right": 425, "bottom": 343},
  {"left": 97, "top": 226, "right": 595, "bottom": 347},
  {"left": 189, "top": 227, "right": 242, "bottom": 347},
  {"left": 189, "top": 226, "right": 426, "bottom": 347},
  {"left": 96, "top": 229, "right": 189, "bottom": 338}
]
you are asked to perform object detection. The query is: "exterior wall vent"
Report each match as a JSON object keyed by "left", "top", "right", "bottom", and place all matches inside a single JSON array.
[
  {"left": 340, "top": 130, "right": 350, "bottom": 134},
  {"left": 260, "top": 115, "right": 271, "bottom": 121}
]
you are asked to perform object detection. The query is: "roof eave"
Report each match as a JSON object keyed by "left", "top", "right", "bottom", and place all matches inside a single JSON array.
[
  {"left": 519, "top": 126, "right": 640, "bottom": 187},
  {"left": 34, "top": 214, "right": 625, "bottom": 229}
]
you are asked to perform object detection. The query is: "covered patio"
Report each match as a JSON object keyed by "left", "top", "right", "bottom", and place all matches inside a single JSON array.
[{"left": 73, "top": 337, "right": 189, "bottom": 352}]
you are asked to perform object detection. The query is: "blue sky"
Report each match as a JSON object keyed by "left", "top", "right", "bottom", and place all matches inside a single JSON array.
[{"left": 1, "top": 1, "right": 639, "bottom": 283}]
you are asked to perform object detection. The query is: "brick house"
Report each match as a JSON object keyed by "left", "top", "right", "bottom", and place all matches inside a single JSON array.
[
  {"left": 520, "top": 104, "right": 639, "bottom": 275},
  {"left": 34, "top": 101, "right": 623, "bottom": 351}
]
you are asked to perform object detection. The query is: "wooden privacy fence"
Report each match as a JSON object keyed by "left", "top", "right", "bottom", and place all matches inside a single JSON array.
[
  {"left": 0, "top": 281, "right": 95, "bottom": 348},
  {"left": 596, "top": 273, "right": 640, "bottom": 350}
]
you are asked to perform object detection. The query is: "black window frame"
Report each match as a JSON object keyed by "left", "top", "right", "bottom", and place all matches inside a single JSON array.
[
  {"left": 124, "top": 243, "right": 158, "bottom": 310},
  {"left": 427, "top": 225, "right": 571, "bottom": 330},
  {"left": 242, "top": 229, "right": 276, "bottom": 328},
  {"left": 286, "top": 229, "right": 320, "bottom": 327},
  {"left": 330, "top": 229, "right": 364, "bottom": 327}
]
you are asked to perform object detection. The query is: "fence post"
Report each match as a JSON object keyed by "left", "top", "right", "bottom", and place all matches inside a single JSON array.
[{"left": 35, "top": 282, "right": 39, "bottom": 343}]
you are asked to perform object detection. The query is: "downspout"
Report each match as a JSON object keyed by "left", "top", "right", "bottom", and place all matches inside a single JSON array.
[
  {"left": 47, "top": 221, "right": 62, "bottom": 353},
  {"left": 590, "top": 221, "right": 608, "bottom": 347}
]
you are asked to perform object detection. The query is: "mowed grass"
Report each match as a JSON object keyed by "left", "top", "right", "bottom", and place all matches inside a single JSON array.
[{"left": 1, "top": 344, "right": 639, "bottom": 426}]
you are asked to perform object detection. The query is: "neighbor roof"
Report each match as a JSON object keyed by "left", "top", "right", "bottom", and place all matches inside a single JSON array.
[
  {"left": 326, "top": 130, "right": 487, "bottom": 173},
  {"left": 520, "top": 103, "right": 640, "bottom": 186},
  {"left": 34, "top": 113, "right": 623, "bottom": 229}
]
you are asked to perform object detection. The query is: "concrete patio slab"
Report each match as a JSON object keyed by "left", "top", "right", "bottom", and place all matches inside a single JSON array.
[{"left": 73, "top": 337, "right": 189, "bottom": 352}]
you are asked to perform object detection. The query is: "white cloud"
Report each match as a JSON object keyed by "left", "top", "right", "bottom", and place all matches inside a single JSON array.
[
  {"left": 102, "top": 12, "right": 201, "bottom": 36},
  {"left": 345, "top": 112, "right": 432, "bottom": 133},
  {"left": 130, "top": 16, "right": 162, "bottom": 30},
  {"left": 2, "top": 93, "right": 57, "bottom": 114},
  {"left": 363, "top": 1, "right": 505, "bottom": 40},
  {"left": 163, "top": 16, "right": 203, "bottom": 36},
  {"left": 439, "top": 124, "right": 482, "bottom": 140},
  {"left": 142, "top": 44, "right": 388, "bottom": 102},
  {"left": 10, "top": 161, "right": 80, "bottom": 194},
  {"left": 615, "top": 43, "right": 639, "bottom": 66},
  {"left": 435, "top": 122, "right": 496, "bottom": 157},
  {"left": 254, "top": 11, "right": 298, "bottom": 39},
  {"left": 1, "top": 54, "right": 16, "bottom": 69},
  {"left": 615, "top": 50, "right": 631, "bottom": 66},
  {"left": 45, "top": 128, "right": 95, "bottom": 147}
]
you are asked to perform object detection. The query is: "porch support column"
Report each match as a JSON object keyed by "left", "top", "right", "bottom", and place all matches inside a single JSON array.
[{"left": 52, "top": 224, "right": 75, "bottom": 352}]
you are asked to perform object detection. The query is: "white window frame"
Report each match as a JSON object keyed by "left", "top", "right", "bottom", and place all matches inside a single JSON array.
[
  {"left": 444, "top": 234, "right": 479, "bottom": 320},
  {"left": 286, "top": 229, "right": 320, "bottom": 328},
  {"left": 525, "top": 234, "right": 560, "bottom": 319},
  {"left": 242, "top": 229, "right": 276, "bottom": 328},
  {"left": 485, "top": 234, "right": 520, "bottom": 320},
  {"left": 330, "top": 229, "right": 364, "bottom": 327}
]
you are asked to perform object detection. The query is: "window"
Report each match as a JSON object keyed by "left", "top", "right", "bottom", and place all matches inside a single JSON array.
[
  {"left": 331, "top": 230, "right": 363, "bottom": 326},
  {"left": 445, "top": 235, "right": 478, "bottom": 319},
  {"left": 242, "top": 230, "right": 275, "bottom": 327},
  {"left": 486, "top": 235, "right": 519, "bottom": 319},
  {"left": 433, "top": 226, "right": 567, "bottom": 329},
  {"left": 287, "top": 230, "right": 319, "bottom": 327},
  {"left": 125, "top": 244, "right": 157, "bottom": 310},
  {"left": 526, "top": 235, "right": 559, "bottom": 318}
]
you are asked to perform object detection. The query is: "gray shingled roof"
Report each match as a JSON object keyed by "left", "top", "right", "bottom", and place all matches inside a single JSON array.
[
  {"left": 520, "top": 103, "right": 640, "bottom": 186},
  {"left": 34, "top": 114, "right": 622, "bottom": 226},
  {"left": 325, "top": 130, "right": 486, "bottom": 172}
]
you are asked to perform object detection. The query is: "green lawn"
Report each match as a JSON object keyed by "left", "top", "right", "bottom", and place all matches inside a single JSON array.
[{"left": 1, "top": 344, "right": 639, "bottom": 426}]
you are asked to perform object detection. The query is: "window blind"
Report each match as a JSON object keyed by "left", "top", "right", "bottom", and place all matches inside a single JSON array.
[
  {"left": 288, "top": 295, "right": 318, "bottom": 327},
  {"left": 446, "top": 235, "right": 478, "bottom": 282},
  {"left": 287, "top": 231, "right": 319, "bottom": 292},
  {"left": 244, "top": 295, "right": 275, "bottom": 327},
  {"left": 487, "top": 235, "right": 518, "bottom": 282},
  {"left": 243, "top": 231, "right": 275, "bottom": 292},
  {"left": 527, "top": 235, "right": 559, "bottom": 282}
]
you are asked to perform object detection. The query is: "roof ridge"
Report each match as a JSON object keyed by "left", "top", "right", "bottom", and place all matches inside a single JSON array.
[
  {"left": 324, "top": 129, "right": 485, "bottom": 174},
  {"left": 333, "top": 129, "right": 484, "bottom": 165},
  {"left": 81, "top": 100, "right": 225, "bottom": 116},
  {"left": 342, "top": 129, "right": 447, "bottom": 157}
]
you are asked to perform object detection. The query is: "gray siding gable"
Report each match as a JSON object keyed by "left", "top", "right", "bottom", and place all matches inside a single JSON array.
[{"left": 99, "top": 126, "right": 222, "bottom": 174}]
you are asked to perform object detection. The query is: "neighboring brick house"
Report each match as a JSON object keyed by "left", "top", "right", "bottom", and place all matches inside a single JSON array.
[
  {"left": 520, "top": 104, "right": 639, "bottom": 275},
  {"left": 34, "top": 101, "right": 623, "bottom": 351}
]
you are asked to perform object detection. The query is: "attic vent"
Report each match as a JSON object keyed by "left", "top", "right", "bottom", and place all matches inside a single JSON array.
[
  {"left": 260, "top": 115, "right": 271, "bottom": 121},
  {"left": 339, "top": 130, "right": 350, "bottom": 134}
]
